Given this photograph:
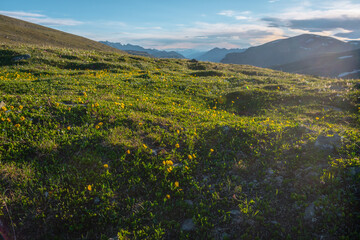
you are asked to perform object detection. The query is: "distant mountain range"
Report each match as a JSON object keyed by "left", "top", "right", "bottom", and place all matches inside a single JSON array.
[
  {"left": 221, "top": 34, "right": 358, "bottom": 66},
  {"left": 195, "top": 47, "right": 246, "bottom": 62},
  {"left": 221, "top": 34, "right": 360, "bottom": 78},
  {"left": 100, "top": 41, "right": 186, "bottom": 59},
  {"left": 0, "top": 14, "right": 122, "bottom": 53}
]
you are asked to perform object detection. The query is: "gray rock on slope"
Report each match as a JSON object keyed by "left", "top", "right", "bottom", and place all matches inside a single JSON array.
[
  {"left": 12, "top": 54, "right": 31, "bottom": 61},
  {"left": 314, "top": 134, "right": 342, "bottom": 151}
]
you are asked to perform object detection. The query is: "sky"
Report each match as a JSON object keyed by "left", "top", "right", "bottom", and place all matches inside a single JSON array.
[{"left": 1, "top": 0, "right": 360, "bottom": 50}]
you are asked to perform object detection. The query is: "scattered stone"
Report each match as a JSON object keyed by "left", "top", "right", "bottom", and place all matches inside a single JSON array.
[
  {"left": 12, "top": 54, "right": 31, "bottom": 61},
  {"left": 0, "top": 101, "right": 5, "bottom": 109},
  {"left": 203, "top": 176, "right": 209, "bottom": 182},
  {"left": 184, "top": 200, "right": 194, "bottom": 206},
  {"left": 229, "top": 210, "right": 241, "bottom": 216},
  {"left": 304, "top": 202, "right": 315, "bottom": 221},
  {"left": 173, "top": 163, "right": 183, "bottom": 168},
  {"left": 151, "top": 149, "right": 157, "bottom": 156},
  {"left": 323, "top": 106, "right": 342, "bottom": 112},
  {"left": 181, "top": 219, "right": 195, "bottom": 231},
  {"left": 314, "top": 134, "right": 342, "bottom": 151},
  {"left": 275, "top": 176, "right": 283, "bottom": 186},
  {"left": 222, "top": 125, "right": 230, "bottom": 133},
  {"left": 266, "top": 168, "right": 274, "bottom": 175}
]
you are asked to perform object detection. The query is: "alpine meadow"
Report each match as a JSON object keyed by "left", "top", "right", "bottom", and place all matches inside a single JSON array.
[{"left": 0, "top": 5, "right": 360, "bottom": 240}]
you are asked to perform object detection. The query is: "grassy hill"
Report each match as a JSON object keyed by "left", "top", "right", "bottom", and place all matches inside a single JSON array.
[
  {"left": 0, "top": 15, "right": 123, "bottom": 53},
  {"left": 0, "top": 43, "right": 359, "bottom": 239}
]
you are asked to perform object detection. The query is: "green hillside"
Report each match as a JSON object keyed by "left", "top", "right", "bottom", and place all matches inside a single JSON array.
[
  {"left": 0, "top": 15, "right": 123, "bottom": 53},
  {"left": 0, "top": 43, "right": 359, "bottom": 239}
]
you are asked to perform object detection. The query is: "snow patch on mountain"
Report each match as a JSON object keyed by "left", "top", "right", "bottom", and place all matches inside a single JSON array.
[
  {"left": 338, "top": 55, "right": 353, "bottom": 60},
  {"left": 338, "top": 69, "right": 360, "bottom": 78}
]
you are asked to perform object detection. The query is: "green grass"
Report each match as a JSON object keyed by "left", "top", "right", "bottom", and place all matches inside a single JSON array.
[{"left": 0, "top": 44, "right": 359, "bottom": 240}]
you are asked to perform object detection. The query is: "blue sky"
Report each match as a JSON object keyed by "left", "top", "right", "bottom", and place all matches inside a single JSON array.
[{"left": 1, "top": 0, "right": 360, "bottom": 50}]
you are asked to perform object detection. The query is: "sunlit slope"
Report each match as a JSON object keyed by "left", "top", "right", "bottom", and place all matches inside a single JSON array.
[
  {"left": 0, "top": 44, "right": 359, "bottom": 239},
  {"left": 0, "top": 14, "right": 123, "bottom": 53}
]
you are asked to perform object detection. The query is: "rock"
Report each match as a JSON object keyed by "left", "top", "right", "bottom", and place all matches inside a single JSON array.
[
  {"left": 266, "top": 168, "right": 274, "bottom": 175},
  {"left": 275, "top": 176, "right": 283, "bottom": 186},
  {"left": 314, "top": 134, "right": 342, "bottom": 151},
  {"left": 304, "top": 202, "right": 315, "bottom": 221},
  {"left": 229, "top": 210, "right": 241, "bottom": 216},
  {"left": 12, "top": 54, "right": 31, "bottom": 61},
  {"left": 181, "top": 219, "right": 195, "bottom": 231},
  {"left": 184, "top": 200, "right": 194, "bottom": 206},
  {"left": 223, "top": 125, "right": 230, "bottom": 133},
  {"left": 0, "top": 101, "right": 5, "bottom": 109},
  {"left": 173, "top": 163, "right": 183, "bottom": 168},
  {"left": 323, "top": 106, "right": 342, "bottom": 112}
]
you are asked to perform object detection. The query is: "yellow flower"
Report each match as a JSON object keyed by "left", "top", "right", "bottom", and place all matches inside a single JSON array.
[
  {"left": 210, "top": 149, "right": 214, "bottom": 152},
  {"left": 67, "top": 126, "right": 71, "bottom": 130},
  {"left": 166, "top": 160, "right": 173, "bottom": 166},
  {"left": 20, "top": 116, "right": 25, "bottom": 121},
  {"left": 175, "top": 143, "right": 180, "bottom": 148},
  {"left": 188, "top": 155, "right": 193, "bottom": 160},
  {"left": 14, "top": 123, "right": 20, "bottom": 128},
  {"left": 104, "top": 164, "right": 109, "bottom": 168},
  {"left": 1, "top": 106, "right": 7, "bottom": 111},
  {"left": 315, "top": 117, "right": 319, "bottom": 120},
  {"left": 126, "top": 149, "right": 131, "bottom": 154},
  {"left": 10, "top": 106, "right": 14, "bottom": 110},
  {"left": 95, "top": 125, "right": 100, "bottom": 129},
  {"left": 174, "top": 181, "right": 179, "bottom": 188},
  {"left": 98, "top": 122, "right": 103, "bottom": 126},
  {"left": 185, "top": 166, "right": 189, "bottom": 170},
  {"left": 7, "top": 118, "right": 11, "bottom": 122},
  {"left": 19, "top": 105, "right": 23, "bottom": 110},
  {"left": 176, "top": 130, "right": 180, "bottom": 134},
  {"left": 94, "top": 103, "right": 99, "bottom": 107},
  {"left": 87, "top": 185, "right": 92, "bottom": 191},
  {"left": 167, "top": 167, "right": 173, "bottom": 173},
  {"left": 166, "top": 194, "right": 170, "bottom": 199},
  {"left": 143, "top": 144, "right": 148, "bottom": 149}
]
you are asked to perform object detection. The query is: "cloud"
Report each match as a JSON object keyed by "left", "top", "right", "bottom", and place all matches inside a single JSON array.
[
  {"left": 217, "top": 10, "right": 251, "bottom": 21},
  {"left": 0, "top": 10, "right": 83, "bottom": 26},
  {"left": 0, "top": 11, "right": 44, "bottom": 17},
  {"left": 96, "top": 21, "right": 284, "bottom": 50},
  {"left": 261, "top": 0, "right": 360, "bottom": 40},
  {"left": 262, "top": 17, "right": 360, "bottom": 32}
]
